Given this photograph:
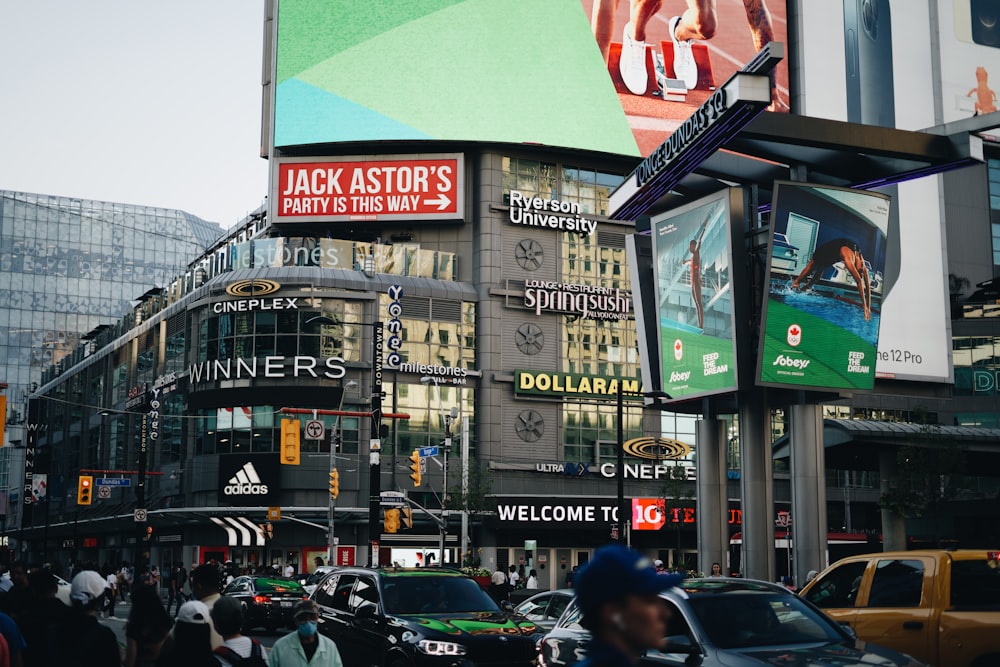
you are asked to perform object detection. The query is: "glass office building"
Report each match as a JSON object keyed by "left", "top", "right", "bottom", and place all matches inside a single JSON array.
[{"left": 0, "top": 191, "right": 224, "bottom": 531}]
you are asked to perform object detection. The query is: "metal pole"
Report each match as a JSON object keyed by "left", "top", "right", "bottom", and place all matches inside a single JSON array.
[
  {"left": 616, "top": 383, "right": 625, "bottom": 543},
  {"left": 440, "top": 403, "right": 451, "bottom": 566},
  {"left": 368, "top": 322, "right": 384, "bottom": 567},
  {"left": 328, "top": 417, "right": 337, "bottom": 565},
  {"left": 460, "top": 416, "right": 469, "bottom": 564}
]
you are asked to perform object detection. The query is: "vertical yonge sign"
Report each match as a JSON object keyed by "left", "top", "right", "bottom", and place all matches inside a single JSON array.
[
  {"left": 651, "top": 189, "right": 740, "bottom": 400},
  {"left": 758, "top": 182, "right": 891, "bottom": 391},
  {"left": 273, "top": 154, "right": 463, "bottom": 223}
]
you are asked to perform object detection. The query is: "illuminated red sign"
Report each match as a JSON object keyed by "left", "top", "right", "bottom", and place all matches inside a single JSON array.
[{"left": 275, "top": 156, "right": 462, "bottom": 222}]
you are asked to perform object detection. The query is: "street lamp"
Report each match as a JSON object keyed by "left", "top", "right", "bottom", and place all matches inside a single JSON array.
[
  {"left": 327, "top": 379, "right": 357, "bottom": 565},
  {"left": 307, "top": 315, "right": 384, "bottom": 567},
  {"left": 420, "top": 375, "right": 458, "bottom": 564},
  {"left": 616, "top": 385, "right": 671, "bottom": 545}
]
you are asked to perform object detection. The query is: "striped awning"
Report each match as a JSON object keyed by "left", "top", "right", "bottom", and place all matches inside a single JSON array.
[{"left": 209, "top": 516, "right": 266, "bottom": 546}]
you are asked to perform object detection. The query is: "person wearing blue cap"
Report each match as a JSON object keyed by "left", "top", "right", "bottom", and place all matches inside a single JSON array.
[{"left": 574, "top": 545, "right": 684, "bottom": 667}]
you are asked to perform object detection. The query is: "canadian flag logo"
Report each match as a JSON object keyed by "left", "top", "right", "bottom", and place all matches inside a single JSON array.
[
  {"left": 673, "top": 339, "right": 683, "bottom": 360},
  {"left": 787, "top": 324, "right": 802, "bottom": 347}
]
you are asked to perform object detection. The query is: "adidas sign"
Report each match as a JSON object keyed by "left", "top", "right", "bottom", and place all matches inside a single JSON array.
[{"left": 224, "top": 461, "right": 269, "bottom": 496}]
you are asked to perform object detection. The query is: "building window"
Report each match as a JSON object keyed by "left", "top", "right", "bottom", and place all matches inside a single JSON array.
[
  {"left": 501, "top": 158, "right": 625, "bottom": 214},
  {"left": 562, "top": 402, "right": 641, "bottom": 464}
]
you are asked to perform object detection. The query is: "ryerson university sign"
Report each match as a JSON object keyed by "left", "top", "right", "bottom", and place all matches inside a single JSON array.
[{"left": 507, "top": 191, "right": 598, "bottom": 235}]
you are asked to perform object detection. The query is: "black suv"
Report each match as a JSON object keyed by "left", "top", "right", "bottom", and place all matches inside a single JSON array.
[{"left": 310, "top": 566, "right": 540, "bottom": 666}]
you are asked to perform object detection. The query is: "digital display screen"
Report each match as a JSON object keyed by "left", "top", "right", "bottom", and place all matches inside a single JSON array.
[{"left": 758, "top": 182, "right": 892, "bottom": 391}]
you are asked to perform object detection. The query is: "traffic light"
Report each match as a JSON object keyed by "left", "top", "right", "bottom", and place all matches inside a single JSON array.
[
  {"left": 77, "top": 475, "right": 93, "bottom": 505},
  {"left": 280, "top": 418, "right": 300, "bottom": 465},
  {"left": 329, "top": 468, "right": 340, "bottom": 499},
  {"left": 143, "top": 525, "right": 153, "bottom": 541},
  {"left": 401, "top": 506, "right": 413, "bottom": 529},
  {"left": 409, "top": 450, "right": 422, "bottom": 487},
  {"left": 383, "top": 508, "right": 400, "bottom": 533}
]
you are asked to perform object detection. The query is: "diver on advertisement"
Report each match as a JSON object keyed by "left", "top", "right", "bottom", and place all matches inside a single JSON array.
[
  {"left": 791, "top": 238, "right": 873, "bottom": 321},
  {"left": 682, "top": 217, "right": 709, "bottom": 328}
]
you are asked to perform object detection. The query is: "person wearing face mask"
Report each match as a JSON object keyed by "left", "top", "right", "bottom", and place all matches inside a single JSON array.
[{"left": 267, "top": 599, "right": 342, "bottom": 667}]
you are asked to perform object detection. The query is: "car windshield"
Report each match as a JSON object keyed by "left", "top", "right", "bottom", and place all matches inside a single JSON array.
[
  {"left": 382, "top": 575, "right": 501, "bottom": 615},
  {"left": 255, "top": 577, "right": 305, "bottom": 594},
  {"left": 688, "top": 591, "right": 843, "bottom": 649}
]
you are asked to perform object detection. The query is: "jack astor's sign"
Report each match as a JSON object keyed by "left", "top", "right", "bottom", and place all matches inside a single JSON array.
[
  {"left": 524, "top": 280, "right": 631, "bottom": 320},
  {"left": 515, "top": 370, "right": 642, "bottom": 398}
]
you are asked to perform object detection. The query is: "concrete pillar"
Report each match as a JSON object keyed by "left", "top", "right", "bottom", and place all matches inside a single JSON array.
[
  {"left": 879, "top": 450, "right": 907, "bottom": 551},
  {"left": 789, "top": 403, "right": 828, "bottom": 586},
  {"left": 696, "top": 418, "right": 729, "bottom": 576},
  {"left": 738, "top": 389, "right": 775, "bottom": 581}
]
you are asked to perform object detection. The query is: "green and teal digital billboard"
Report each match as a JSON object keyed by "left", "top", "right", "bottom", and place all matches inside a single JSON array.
[
  {"left": 271, "top": 1, "right": 789, "bottom": 157},
  {"left": 650, "top": 189, "right": 741, "bottom": 401},
  {"left": 757, "top": 182, "right": 892, "bottom": 391}
]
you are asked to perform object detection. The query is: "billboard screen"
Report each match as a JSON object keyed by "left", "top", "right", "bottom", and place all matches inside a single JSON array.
[
  {"left": 650, "top": 189, "right": 740, "bottom": 401},
  {"left": 798, "top": 1, "right": 964, "bottom": 383},
  {"left": 758, "top": 182, "right": 891, "bottom": 391},
  {"left": 272, "top": 0, "right": 788, "bottom": 157}
]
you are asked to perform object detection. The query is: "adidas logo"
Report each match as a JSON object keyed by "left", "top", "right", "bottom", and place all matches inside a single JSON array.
[{"left": 223, "top": 462, "right": 269, "bottom": 496}]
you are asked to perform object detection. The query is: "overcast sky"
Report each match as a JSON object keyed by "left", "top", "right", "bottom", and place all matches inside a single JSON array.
[{"left": 1, "top": 1, "right": 270, "bottom": 228}]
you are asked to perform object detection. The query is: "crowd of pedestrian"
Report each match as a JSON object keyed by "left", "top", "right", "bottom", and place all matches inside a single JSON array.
[{"left": 0, "top": 557, "right": 347, "bottom": 667}]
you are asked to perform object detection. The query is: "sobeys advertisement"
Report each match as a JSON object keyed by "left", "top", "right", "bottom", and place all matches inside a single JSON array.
[
  {"left": 651, "top": 190, "right": 737, "bottom": 400},
  {"left": 758, "top": 183, "right": 892, "bottom": 391}
]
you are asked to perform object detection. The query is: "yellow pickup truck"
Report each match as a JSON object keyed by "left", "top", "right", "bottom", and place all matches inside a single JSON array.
[{"left": 799, "top": 549, "right": 1000, "bottom": 667}]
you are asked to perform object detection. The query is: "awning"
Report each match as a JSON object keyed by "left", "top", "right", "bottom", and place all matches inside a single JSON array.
[{"left": 209, "top": 516, "right": 267, "bottom": 547}]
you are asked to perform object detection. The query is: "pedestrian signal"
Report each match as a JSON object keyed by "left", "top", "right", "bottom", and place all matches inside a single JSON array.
[
  {"left": 281, "top": 418, "right": 300, "bottom": 465},
  {"left": 329, "top": 468, "right": 340, "bottom": 499},
  {"left": 401, "top": 506, "right": 413, "bottom": 529},
  {"left": 383, "top": 508, "right": 400, "bottom": 533},
  {"left": 409, "top": 450, "right": 422, "bottom": 487},
  {"left": 77, "top": 475, "right": 93, "bottom": 505}
]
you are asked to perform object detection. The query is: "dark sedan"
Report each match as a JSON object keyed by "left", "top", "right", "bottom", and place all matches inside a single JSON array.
[
  {"left": 311, "top": 566, "right": 541, "bottom": 666},
  {"left": 222, "top": 575, "right": 309, "bottom": 633},
  {"left": 539, "top": 578, "right": 927, "bottom": 667}
]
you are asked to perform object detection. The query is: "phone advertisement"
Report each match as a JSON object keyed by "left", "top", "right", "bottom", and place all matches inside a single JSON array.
[
  {"left": 758, "top": 183, "right": 892, "bottom": 391},
  {"left": 798, "top": 0, "right": 964, "bottom": 384},
  {"left": 650, "top": 189, "right": 739, "bottom": 400}
]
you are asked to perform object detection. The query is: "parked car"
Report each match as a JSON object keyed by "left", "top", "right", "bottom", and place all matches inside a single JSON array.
[
  {"left": 311, "top": 566, "right": 541, "bottom": 666},
  {"left": 514, "top": 589, "right": 573, "bottom": 631},
  {"left": 222, "top": 575, "right": 309, "bottom": 633},
  {"left": 538, "top": 577, "right": 927, "bottom": 667},
  {"left": 799, "top": 549, "right": 1000, "bottom": 667},
  {"left": 302, "top": 565, "right": 337, "bottom": 595}
]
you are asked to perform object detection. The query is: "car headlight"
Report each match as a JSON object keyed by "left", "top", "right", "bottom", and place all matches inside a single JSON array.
[{"left": 416, "top": 640, "right": 468, "bottom": 657}]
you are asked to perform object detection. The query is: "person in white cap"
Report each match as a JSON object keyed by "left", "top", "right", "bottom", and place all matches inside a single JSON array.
[
  {"left": 62, "top": 569, "right": 120, "bottom": 666},
  {"left": 158, "top": 599, "right": 219, "bottom": 667},
  {"left": 268, "top": 599, "right": 343, "bottom": 667}
]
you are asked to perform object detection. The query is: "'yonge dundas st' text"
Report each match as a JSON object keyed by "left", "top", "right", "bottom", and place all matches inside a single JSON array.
[{"left": 278, "top": 158, "right": 458, "bottom": 218}]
